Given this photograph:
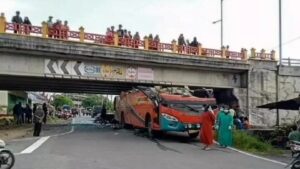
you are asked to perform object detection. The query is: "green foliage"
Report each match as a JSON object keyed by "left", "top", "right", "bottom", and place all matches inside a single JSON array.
[
  {"left": 233, "top": 131, "right": 283, "bottom": 155},
  {"left": 82, "top": 96, "right": 103, "bottom": 108},
  {"left": 53, "top": 96, "right": 74, "bottom": 108},
  {"left": 82, "top": 95, "right": 113, "bottom": 111}
]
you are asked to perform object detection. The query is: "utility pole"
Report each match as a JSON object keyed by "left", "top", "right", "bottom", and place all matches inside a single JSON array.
[
  {"left": 276, "top": 0, "right": 283, "bottom": 126},
  {"left": 213, "top": 0, "right": 224, "bottom": 48},
  {"left": 221, "top": 0, "right": 224, "bottom": 48}
]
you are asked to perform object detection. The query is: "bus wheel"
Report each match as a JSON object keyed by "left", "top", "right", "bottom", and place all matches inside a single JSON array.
[
  {"left": 146, "top": 118, "right": 153, "bottom": 138},
  {"left": 188, "top": 131, "right": 199, "bottom": 139}
]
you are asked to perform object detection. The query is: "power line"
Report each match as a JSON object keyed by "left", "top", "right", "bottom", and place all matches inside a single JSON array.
[{"left": 270, "top": 35, "right": 300, "bottom": 49}]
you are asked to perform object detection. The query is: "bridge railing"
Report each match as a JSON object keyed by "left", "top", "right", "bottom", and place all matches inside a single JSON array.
[
  {"left": 281, "top": 58, "right": 300, "bottom": 66},
  {"left": 0, "top": 13, "right": 276, "bottom": 61}
]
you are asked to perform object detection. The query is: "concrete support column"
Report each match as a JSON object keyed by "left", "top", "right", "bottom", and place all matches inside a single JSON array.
[
  {"left": 171, "top": 40, "right": 177, "bottom": 53},
  {"left": 241, "top": 48, "right": 248, "bottom": 60},
  {"left": 260, "top": 49, "right": 266, "bottom": 59},
  {"left": 251, "top": 48, "right": 256, "bottom": 58},
  {"left": 79, "top": 26, "right": 84, "bottom": 42},
  {"left": 113, "top": 32, "right": 119, "bottom": 46},
  {"left": 144, "top": 36, "right": 149, "bottom": 50},
  {"left": 198, "top": 43, "right": 202, "bottom": 56},
  {"left": 221, "top": 46, "right": 226, "bottom": 58},
  {"left": 0, "top": 13, "right": 6, "bottom": 33},
  {"left": 41, "top": 21, "right": 48, "bottom": 38},
  {"left": 271, "top": 50, "right": 276, "bottom": 60}
]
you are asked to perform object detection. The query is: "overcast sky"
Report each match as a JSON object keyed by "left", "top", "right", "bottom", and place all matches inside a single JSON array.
[{"left": 1, "top": 0, "right": 299, "bottom": 59}]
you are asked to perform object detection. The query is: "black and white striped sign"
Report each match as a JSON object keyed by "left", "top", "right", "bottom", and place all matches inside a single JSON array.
[{"left": 45, "top": 59, "right": 84, "bottom": 75}]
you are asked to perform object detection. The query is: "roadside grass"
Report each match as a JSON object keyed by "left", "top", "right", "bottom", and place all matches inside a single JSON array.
[
  {"left": 48, "top": 116, "right": 71, "bottom": 125},
  {"left": 233, "top": 130, "right": 283, "bottom": 155}
]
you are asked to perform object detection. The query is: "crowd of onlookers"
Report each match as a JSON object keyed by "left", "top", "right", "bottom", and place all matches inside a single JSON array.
[
  {"left": 12, "top": 102, "right": 48, "bottom": 125},
  {"left": 12, "top": 102, "right": 49, "bottom": 136},
  {"left": 9, "top": 11, "right": 203, "bottom": 54}
]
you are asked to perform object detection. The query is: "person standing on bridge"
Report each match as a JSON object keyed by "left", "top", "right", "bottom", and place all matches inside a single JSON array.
[
  {"left": 178, "top": 34, "right": 186, "bottom": 53},
  {"left": 133, "top": 32, "right": 140, "bottom": 48},
  {"left": 11, "top": 11, "right": 23, "bottom": 34},
  {"left": 23, "top": 17, "right": 32, "bottom": 35},
  {"left": 47, "top": 16, "right": 54, "bottom": 38},
  {"left": 216, "top": 106, "right": 234, "bottom": 148},
  {"left": 200, "top": 106, "right": 216, "bottom": 150},
  {"left": 33, "top": 105, "right": 45, "bottom": 137}
]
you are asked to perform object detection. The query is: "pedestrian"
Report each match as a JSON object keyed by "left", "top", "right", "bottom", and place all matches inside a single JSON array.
[
  {"left": 53, "top": 19, "right": 62, "bottom": 38},
  {"left": 13, "top": 102, "right": 22, "bottom": 124},
  {"left": 289, "top": 125, "right": 300, "bottom": 142},
  {"left": 25, "top": 104, "right": 33, "bottom": 123},
  {"left": 200, "top": 106, "right": 216, "bottom": 150},
  {"left": 190, "top": 37, "right": 199, "bottom": 47},
  {"left": 47, "top": 16, "right": 54, "bottom": 38},
  {"left": 110, "top": 26, "right": 115, "bottom": 34},
  {"left": 216, "top": 106, "right": 234, "bottom": 148},
  {"left": 11, "top": 11, "right": 23, "bottom": 34},
  {"left": 123, "top": 29, "right": 130, "bottom": 46},
  {"left": 105, "top": 27, "right": 113, "bottom": 45},
  {"left": 62, "top": 20, "right": 69, "bottom": 39},
  {"left": 21, "top": 105, "right": 26, "bottom": 124},
  {"left": 133, "top": 32, "right": 140, "bottom": 48},
  {"left": 178, "top": 34, "right": 186, "bottom": 53},
  {"left": 128, "top": 31, "right": 132, "bottom": 39},
  {"left": 117, "top": 24, "right": 124, "bottom": 45},
  {"left": 148, "top": 34, "right": 153, "bottom": 50},
  {"left": 154, "top": 35, "right": 160, "bottom": 50},
  {"left": 42, "top": 103, "right": 48, "bottom": 124},
  {"left": 100, "top": 104, "right": 107, "bottom": 122},
  {"left": 23, "top": 16, "right": 31, "bottom": 35},
  {"left": 33, "top": 105, "right": 45, "bottom": 137}
]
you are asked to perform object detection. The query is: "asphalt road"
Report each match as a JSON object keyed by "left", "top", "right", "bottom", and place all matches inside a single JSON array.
[{"left": 6, "top": 116, "right": 287, "bottom": 169}]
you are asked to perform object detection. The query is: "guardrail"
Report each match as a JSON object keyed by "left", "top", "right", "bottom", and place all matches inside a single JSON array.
[
  {"left": 281, "top": 58, "right": 300, "bottom": 66},
  {"left": 0, "top": 13, "right": 275, "bottom": 61}
]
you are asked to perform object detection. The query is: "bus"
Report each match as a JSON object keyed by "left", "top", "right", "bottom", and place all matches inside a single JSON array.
[{"left": 115, "top": 86, "right": 216, "bottom": 138}]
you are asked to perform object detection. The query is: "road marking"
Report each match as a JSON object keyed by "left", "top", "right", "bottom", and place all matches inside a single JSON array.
[
  {"left": 227, "top": 147, "right": 288, "bottom": 166},
  {"left": 20, "top": 136, "right": 50, "bottom": 154},
  {"left": 213, "top": 140, "right": 288, "bottom": 166}
]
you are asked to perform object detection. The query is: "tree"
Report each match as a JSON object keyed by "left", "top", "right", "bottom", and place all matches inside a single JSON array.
[
  {"left": 82, "top": 95, "right": 114, "bottom": 111},
  {"left": 82, "top": 95, "right": 103, "bottom": 108},
  {"left": 53, "top": 96, "right": 74, "bottom": 108}
]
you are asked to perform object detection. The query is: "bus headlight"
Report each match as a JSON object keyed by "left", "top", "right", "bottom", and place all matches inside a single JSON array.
[
  {"left": 161, "top": 113, "right": 178, "bottom": 122},
  {"left": 197, "top": 124, "right": 201, "bottom": 128},
  {"left": 188, "top": 124, "right": 192, "bottom": 128}
]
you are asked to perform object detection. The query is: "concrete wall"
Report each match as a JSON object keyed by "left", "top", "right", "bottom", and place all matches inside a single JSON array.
[{"left": 248, "top": 60, "right": 300, "bottom": 126}]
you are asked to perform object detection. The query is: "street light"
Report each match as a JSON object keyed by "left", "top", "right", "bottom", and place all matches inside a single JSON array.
[{"left": 212, "top": 0, "right": 224, "bottom": 48}]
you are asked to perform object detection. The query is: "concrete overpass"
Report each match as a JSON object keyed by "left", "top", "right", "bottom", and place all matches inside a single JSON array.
[
  {"left": 0, "top": 14, "right": 299, "bottom": 126},
  {"left": 0, "top": 33, "right": 251, "bottom": 94}
]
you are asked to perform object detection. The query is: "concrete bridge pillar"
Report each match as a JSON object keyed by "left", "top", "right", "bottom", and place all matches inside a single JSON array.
[{"left": 0, "top": 13, "right": 6, "bottom": 33}]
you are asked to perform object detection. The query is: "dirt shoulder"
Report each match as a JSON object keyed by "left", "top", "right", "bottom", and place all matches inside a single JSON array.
[{"left": 0, "top": 124, "right": 33, "bottom": 142}]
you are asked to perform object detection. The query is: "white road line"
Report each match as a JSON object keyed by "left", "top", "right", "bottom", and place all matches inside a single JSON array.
[
  {"left": 213, "top": 140, "right": 288, "bottom": 166},
  {"left": 20, "top": 136, "right": 50, "bottom": 154},
  {"left": 228, "top": 147, "right": 288, "bottom": 166}
]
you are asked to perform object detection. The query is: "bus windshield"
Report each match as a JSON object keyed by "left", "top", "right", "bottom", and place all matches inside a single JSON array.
[{"left": 165, "top": 102, "right": 206, "bottom": 114}]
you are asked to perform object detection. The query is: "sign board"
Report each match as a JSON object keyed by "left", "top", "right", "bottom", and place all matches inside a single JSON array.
[
  {"left": 45, "top": 59, "right": 155, "bottom": 81},
  {"left": 126, "top": 67, "right": 137, "bottom": 80},
  {"left": 45, "top": 59, "right": 84, "bottom": 76},
  {"left": 137, "top": 67, "right": 154, "bottom": 80}
]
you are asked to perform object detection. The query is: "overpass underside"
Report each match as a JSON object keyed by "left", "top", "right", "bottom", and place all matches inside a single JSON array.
[{"left": 0, "top": 74, "right": 238, "bottom": 95}]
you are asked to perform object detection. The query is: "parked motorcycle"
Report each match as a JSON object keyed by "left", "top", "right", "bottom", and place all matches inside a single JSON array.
[
  {"left": 0, "top": 139, "right": 15, "bottom": 169},
  {"left": 287, "top": 140, "right": 300, "bottom": 169}
]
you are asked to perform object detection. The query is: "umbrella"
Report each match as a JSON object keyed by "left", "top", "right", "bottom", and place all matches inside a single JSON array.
[{"left": 257, "top": 96, "right": 300, "bottom": 110}]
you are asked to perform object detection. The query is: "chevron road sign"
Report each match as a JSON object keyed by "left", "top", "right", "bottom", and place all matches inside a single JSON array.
[{"left": 45, "top": 59, "right": 84, "bottom": 76}]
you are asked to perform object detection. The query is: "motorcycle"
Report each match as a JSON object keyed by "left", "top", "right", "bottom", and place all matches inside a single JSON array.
[
  {"left": 0, "top": 139, "right": 15, "bottom": 169},
  {"left": 287, "top": 140, "right": 300, "bottom": 169}
]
